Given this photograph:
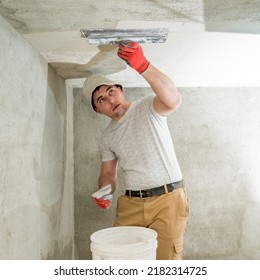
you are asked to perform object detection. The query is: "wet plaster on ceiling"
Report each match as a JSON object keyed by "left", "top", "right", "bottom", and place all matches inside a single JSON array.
[{"left": 0, "top": 0, "right": 260, "bottom": 87}]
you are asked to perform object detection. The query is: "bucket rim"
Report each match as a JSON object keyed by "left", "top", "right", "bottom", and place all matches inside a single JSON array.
[{"left": 90, "top": 226, "right": 157, "bottom": 248}]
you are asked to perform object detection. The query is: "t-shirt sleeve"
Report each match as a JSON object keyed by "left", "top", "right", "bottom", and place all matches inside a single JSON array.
[
  {"left": 143, "top": 95, "right": 167, "bottom": 120},
  {"left": 100, "top": 135, "right": 117, "bottom": 162}
]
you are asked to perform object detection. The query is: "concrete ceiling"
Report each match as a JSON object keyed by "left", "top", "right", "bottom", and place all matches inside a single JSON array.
[{"left": 1, "top": 0, "right": 260, "bottom": 87}]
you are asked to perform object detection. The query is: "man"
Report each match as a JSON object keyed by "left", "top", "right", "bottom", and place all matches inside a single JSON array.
[{"left": 83, "top": 41, "right": 189, "bottom": 260}]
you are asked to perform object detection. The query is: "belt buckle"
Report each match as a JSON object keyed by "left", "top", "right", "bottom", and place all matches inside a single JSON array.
[{"left": 139, "top": 190, "right": 144, "bottom": 199}]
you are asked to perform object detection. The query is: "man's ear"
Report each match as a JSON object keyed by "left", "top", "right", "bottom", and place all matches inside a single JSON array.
[{"left": 94, "top": 107, "right": 102, "bottom": 114}]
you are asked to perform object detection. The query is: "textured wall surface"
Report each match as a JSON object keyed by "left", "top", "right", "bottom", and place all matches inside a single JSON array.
[
  {"left": 0, "top": 16, "right": 74, "bottom": 259},
  {"left": 174, "top": 87, "right": 260, "bottom": 259},
  {"left": 74, "top": 86, "right": 260, "bottom": 260}
]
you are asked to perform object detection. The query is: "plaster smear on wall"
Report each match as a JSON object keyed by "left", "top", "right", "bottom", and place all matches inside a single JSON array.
[{"left": 24, "top": 20, "right": 260, "bottom": 87}]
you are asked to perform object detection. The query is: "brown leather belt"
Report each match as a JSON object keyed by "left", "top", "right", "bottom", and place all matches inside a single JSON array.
[{"left": 125, "top": 180, "right": 184, "bottom": 198}]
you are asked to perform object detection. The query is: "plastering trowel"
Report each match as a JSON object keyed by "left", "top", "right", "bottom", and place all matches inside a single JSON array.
[{"left": 80, "top": 28, "right": 169, "bottom": 45}]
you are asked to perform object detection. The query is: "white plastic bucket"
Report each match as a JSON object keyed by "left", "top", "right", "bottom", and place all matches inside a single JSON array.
[{"left": 90, "top": 226, "right": 158, "bottom": 260}]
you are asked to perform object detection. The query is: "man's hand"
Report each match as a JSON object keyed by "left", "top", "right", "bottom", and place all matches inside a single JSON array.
[
  {"left": 117, "top": 41, "right": 150, "bottom": 74},
  {"left": 92, "top": 184, "right": 113, "bottom": 210}
]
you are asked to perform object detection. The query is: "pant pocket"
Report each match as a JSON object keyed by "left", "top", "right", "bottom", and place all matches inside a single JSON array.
[
  {"left": 178, "top": 188, "right": 190, "bottom": 218},
  {"left": 172, "top": 239, "right": 183, "bottom": 260}
]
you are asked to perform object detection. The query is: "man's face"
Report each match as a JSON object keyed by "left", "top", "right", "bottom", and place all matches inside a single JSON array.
[{"left": 92, "top": 85, "right": 128, "bottom": 121}]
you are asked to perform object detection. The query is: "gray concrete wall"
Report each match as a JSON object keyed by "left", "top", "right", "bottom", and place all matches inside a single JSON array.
[
  {"left": 74, "top": 86, "right": 260, "bottom": 260},
  {"left": 0, "top": 16, "right": 74, "bottom": 259}
]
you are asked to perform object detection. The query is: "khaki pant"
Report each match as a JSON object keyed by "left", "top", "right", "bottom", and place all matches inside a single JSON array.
[{"left": 113, "top": 187, "right": 189, "bottom": 260}]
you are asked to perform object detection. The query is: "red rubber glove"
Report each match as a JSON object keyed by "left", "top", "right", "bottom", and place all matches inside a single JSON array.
[
  {"left": 95, "top": 194, "right": 113, "bottom": 209},
  {"left": 117, "top": 41, "right": 150, "bottom": 74}
]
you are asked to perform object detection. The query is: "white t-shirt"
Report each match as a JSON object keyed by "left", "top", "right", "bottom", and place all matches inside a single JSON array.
[{"left": 100, "top": 95, "right": 182, "bottom": 190}]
